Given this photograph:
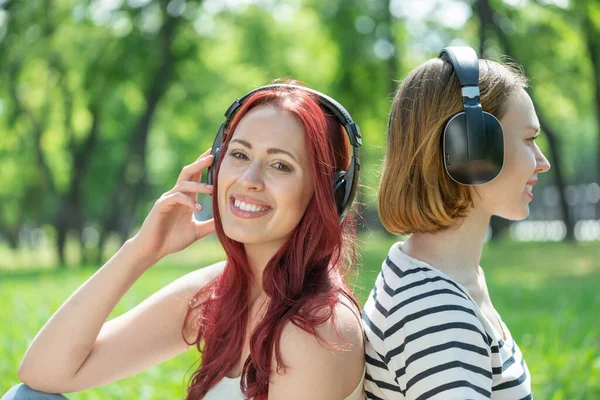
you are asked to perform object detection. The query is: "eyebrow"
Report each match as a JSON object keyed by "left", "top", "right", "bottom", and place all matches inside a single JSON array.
[
  {"left": 229, "top": 138, "right": 299, "bottom": 162},
  {"left": 525, "top": 125, "right": 541, "bottom": 134}
]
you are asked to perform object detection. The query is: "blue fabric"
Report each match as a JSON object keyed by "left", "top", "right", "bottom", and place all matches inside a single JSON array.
[{"left": 1, "top": 384, "right": 68, "bottom": 400}]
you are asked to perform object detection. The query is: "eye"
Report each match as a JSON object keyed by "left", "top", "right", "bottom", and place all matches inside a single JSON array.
[
  {"left": 272, "top": 161, "right": 292, "bottom": 172},
  {"left": 229, "top": 150, "right": 249, "bottom": 160},
  {"left": 526, "top": 136, "right": 538, "bottom": 144}
]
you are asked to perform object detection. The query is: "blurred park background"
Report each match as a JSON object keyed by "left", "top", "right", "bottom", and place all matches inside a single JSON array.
[{"left": 0, "top": 0, "right": 598, "bottom": 398}]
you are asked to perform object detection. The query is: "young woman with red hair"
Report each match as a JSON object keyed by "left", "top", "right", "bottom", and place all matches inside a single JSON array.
[{"left": 4, "top": 84, "right": 366, "bottom": 400}]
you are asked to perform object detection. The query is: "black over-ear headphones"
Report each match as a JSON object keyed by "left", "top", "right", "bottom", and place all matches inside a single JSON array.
[
  {"left": 205, "top": 84, "right": 362, "bottom": 223},
  {"left": 439, "top": 46, "right": 504, "bottom": 185}
]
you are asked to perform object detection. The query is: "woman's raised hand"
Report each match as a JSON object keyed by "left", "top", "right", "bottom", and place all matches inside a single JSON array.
[{"left": 130, "top": 149, "right": 216, "bottom": 262}]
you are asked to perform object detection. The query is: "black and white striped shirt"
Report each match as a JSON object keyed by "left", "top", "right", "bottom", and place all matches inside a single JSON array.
[{"left": 362, "top": 242, "right": 532, "bottom": 400}]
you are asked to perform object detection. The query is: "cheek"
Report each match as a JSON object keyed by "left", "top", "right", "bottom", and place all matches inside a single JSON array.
[
  {"left": 498, "top": 138, "right": 534, "bottom": 175},
  {"left": 477, "top": 146, "right": 534, "bottom": 198},
  {"left": 277, "top": 181, "right": 305, "bottom": 206},
  {"left": 275, "top": 176, "right": 314, "bottom": 214},
  {"left": 216, "top": 164, "right": 235, "bottom": 202},
  {"left": 299, "top": 174, "right": 315, "bottom": 207},
  {"left": 505, "top": 144, "right": 536, "bottom": 178}
]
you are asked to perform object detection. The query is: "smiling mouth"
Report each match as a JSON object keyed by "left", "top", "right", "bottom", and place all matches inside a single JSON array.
[
  {"left": 524, "top": 179, "right": 537, "bottom": 200},
  {"left": 524, "top": 184, "right": 534, "bottom": 200},
  {"left": 229, "top": 197, "right": 272, "bottom": 217},
  {"left": 233, "top": 198, "right": 270, "bottom": 212}
]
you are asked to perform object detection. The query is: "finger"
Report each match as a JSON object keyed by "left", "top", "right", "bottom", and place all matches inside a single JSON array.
[
  {"left": 196, "top": 148, "right": 212, "bottom": 161},
  {"left": 177, "top": 154, "right": 214, "bottom": 184},
  {"left": 191, "top": 148, "right": 214, "bottom": 182},
  {"left": 158, "top": 192, "right": 202, "bottom": 212},
  {"left": 167, "top": 181, "right": 214, "bottom": 197}
]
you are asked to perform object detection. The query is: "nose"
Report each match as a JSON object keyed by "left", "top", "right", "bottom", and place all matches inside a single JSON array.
[
  {"left": 535, "top": 147, "right": 551, "bottom": 174},
  {"left": 238, "top": 160, "right": 264, "bottom": 191}
]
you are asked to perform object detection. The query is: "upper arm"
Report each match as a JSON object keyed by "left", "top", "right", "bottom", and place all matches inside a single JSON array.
[
  {"left": 387, "top": 284, "right": 493, "bottom": 400},
  {"left": 268, "top": 300, "right": 365, "bottom": 400},
  {"left": 60, "top": 261, "right": 225, "bottom": 393}
]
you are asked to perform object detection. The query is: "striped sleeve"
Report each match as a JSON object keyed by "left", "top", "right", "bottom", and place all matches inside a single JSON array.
[{"left": 363, "top": 258, "right": 494, "bottom": 400}]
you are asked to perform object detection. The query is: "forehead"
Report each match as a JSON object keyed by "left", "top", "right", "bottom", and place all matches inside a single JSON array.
[
  {"left": 499, "top": 88, "right": 540, "bottom": 135},
  {"left": 230, "top": 105, "right": 307, "bottom": 153}
]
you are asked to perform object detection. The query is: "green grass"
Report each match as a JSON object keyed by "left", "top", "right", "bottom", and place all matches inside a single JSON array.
[{"left": 1, "top": 234, "right": 599, "bottom": 399}]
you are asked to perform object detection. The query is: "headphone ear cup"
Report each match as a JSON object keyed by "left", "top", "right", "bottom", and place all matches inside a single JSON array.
[
  {"left": 206, "top": 147, "right": 220, "bottom": 186},
  {"left": 443, "top": 111, "right": 504, "bottom": 185},
  {"left": 333, "top": 170, "right": 347, "bottom": 216},
  {"left": 206, "top": 123, "right": 227, "bottom": 186}
]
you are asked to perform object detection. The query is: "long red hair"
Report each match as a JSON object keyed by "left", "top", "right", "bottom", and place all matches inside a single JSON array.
[{"left": 183, "top": 83, "right": 358, "bottom": 399}]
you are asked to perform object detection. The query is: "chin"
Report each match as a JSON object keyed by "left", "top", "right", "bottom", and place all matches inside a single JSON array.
[
  {"left": 222, "top": 226, "right": 259, "bottom": 244},
  {"left": 497, "top": 205, "right": 530, "bottom": 221}
]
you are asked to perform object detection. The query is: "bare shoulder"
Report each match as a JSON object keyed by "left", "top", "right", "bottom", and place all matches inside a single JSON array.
[
  {"left": 268, "top": 294, "right": 365, "bottom": 400},
  {"left": 282, "top": 294, "right": 363, "bottom": 353},
  {"left": 329, "top": 294, "right": 364, "bottom": 344}
]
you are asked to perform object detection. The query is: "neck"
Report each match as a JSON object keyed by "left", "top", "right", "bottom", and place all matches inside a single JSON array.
[
  {"left": 243, "top": 241, "right": 283, "bottom": 303},
  {"left": 403, "top": 208, "right": 491, "bottom": 286}
]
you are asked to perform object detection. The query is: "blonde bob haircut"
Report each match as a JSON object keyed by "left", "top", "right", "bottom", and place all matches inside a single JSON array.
[{"left": 379, "top": 57, "right": 528, "bottom": 235}]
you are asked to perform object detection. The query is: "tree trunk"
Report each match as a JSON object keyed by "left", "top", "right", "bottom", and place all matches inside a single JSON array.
[
  {"left": 477, "top": 0, "right": 487, "bottom": 58},
  {"left": 0, "top": 223, "right": 20, "bottom": 249},
  {"left": 55, "top": 221, "right": 68, "bottom": 268},
  {"left": 97, "top": 14, "right": 178, "bottom": 264},
  {"left": 386, "top": 0, "right": 400, "bottom": 97},
  {"left": 582, "top": 6, "right": 600, "bottom": 184},
  {"left": 96, "top": 216, "right": 117, "bottom": 265},
  {"left": 535, "top": 110, "right": 575, "bottom": 240}
]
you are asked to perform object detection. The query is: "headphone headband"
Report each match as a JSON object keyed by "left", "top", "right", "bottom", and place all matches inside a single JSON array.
[
  {"left": 440, "top": 46, "right": 486, "bottom": 161},
  {"left": 439, "top": 47, "right": 479, "bottom": 87}
]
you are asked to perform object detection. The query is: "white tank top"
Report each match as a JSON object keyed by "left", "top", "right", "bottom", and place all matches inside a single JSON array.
[{"left": 204, "top": 368, "right": 366, "bottom": 400}]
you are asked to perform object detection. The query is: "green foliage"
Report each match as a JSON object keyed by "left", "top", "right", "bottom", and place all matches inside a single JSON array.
[
  {"left": 495, "top": 0, "right": 599, "bottom": 183},
  {"left": 0, "top": 0, "right": 598, "bottom": 256}
]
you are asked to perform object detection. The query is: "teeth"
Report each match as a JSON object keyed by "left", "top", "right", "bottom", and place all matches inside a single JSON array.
[
  {"left": 525, "top": 185, "right": 533, "bottom": 193},
  {"left": 234, "top": 199, "right": 267, "bottom": 212}
]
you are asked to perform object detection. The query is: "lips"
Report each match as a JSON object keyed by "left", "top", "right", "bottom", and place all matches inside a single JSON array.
[
  {"left": 229, "top": 194, "right": 272, "bottom": 218},
  {"left": 524, "top": 178, "right": 538, "bottom": 200},
  {"left": 234, "top": 198, "right": 269, "bottom": 212}
]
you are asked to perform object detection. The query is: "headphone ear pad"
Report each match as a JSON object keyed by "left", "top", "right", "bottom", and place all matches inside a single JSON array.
[{"left": 333, "top": 170, "right": 347, "bottom": 215}]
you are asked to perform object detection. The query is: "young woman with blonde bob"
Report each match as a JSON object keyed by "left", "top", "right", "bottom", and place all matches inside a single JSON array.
[
  {"left": 362, "top": 47, "right": 550, "bottom": 399},
  {"left": 3, "top": 83, "right": 366, "bottom": 400}
]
